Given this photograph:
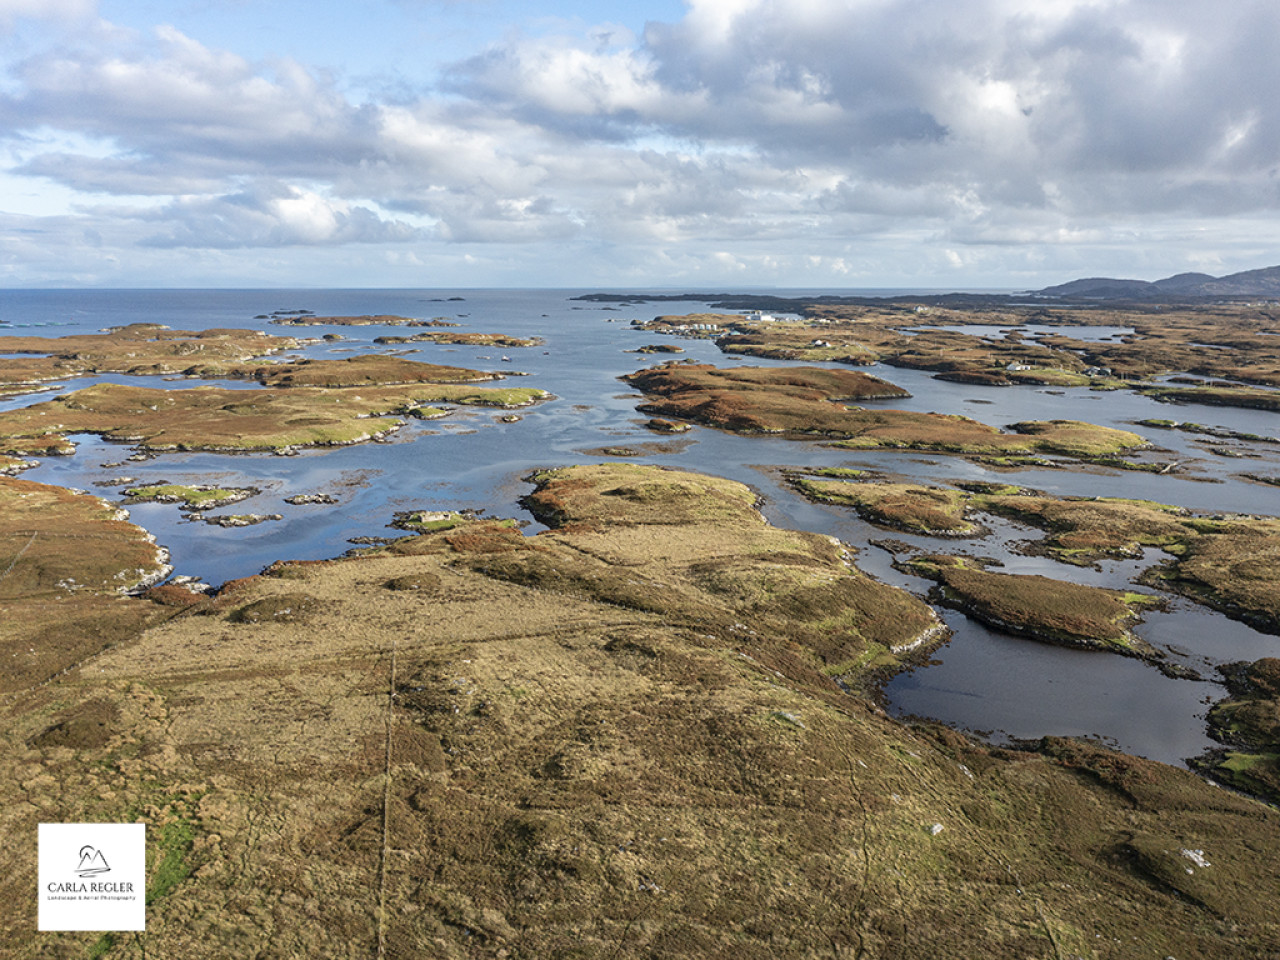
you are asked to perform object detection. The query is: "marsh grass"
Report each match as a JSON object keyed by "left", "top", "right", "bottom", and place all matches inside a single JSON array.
[
  {"left": 7, "top": 464, "right": 1280, "bottom": 956},
  {"left": 123, "top": 483, "right": 255, "bottom": 509},
  {"left": 0, "top": 380, "right": 546, "bottom": 454},
  {"left": 791, "top": 477, "right": 977, "bottom": 535},
  {"left": 1199, "top": 659, "right": 1280, "bottom": 803},
  {"left": 625, "top": 363, "right": 1143, "bottom": 457},
  {"left": 1139, "top": 384, "right": 1280, "bottom": 412},
  {"left": 902, "top": 554, "right": 1154, "bottom": 654}
]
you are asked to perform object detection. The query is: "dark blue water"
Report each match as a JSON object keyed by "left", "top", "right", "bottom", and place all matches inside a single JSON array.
[{"left": 3, "top": 288, "right": 1278, "bottom": 767}]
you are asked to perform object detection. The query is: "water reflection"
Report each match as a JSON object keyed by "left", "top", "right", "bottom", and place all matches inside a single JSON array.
[{"left": 3, "top": 288, "right": 1278, "bottom": 766}]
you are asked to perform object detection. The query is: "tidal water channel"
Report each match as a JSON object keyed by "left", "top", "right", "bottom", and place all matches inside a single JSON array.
[{"left": 4, "top": 288, "right": 1278, "bottom": 768}]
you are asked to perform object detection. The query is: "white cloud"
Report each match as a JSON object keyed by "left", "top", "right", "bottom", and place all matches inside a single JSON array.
[
  {"left": 3, "top": 0, "right": 1280, "bottom": 285},
  {"left": 134, "top": 182, "right": 424, "bottom": 249},
  {"left": 0, "top": 0, "right": 95, "bottom": 31}
]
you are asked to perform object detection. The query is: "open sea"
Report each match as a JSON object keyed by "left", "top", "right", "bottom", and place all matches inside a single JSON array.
[{"left": 3, "top": 287, "right": 1278, "bottom": 767}]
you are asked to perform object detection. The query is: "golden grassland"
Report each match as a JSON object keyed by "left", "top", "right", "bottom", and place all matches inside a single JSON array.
[
  {"left": 121, "top": 484, "right": 257, "bottom": 510},
  {"left": 0, "top": 477, "right": 173, "bottom": 695},
  {"left": 786, "top": 473, "right": 1280, "bottom": 635},
  {"left": 372, "top": 332, "right": 543, "bottom": 347},
  {"left": 0, "top": 324, "right": 299, "bottom": 386},
  {"left": 624, "top": 362, "right": 1145, "bottom": 457},
  {"left": 5, "top": 464, "right": 1280, "bottom": 958},
  {"left": 0, "top": 324, "right": 524, "bottom": 391},
  {"left": 899, "top": 554, "right": 1159, "bottom": 658},
  {"left": 645, "top": 302, "right": 1280, "bottom": 406},
  {"left": 190, "top": 354, "right": 508, "bottom": 387},
  {"left": 0, "top": 325, "right": 547, "bottom": 455},
  {"left": 0, "top": 379, "right": 546, "bottom": 455}
]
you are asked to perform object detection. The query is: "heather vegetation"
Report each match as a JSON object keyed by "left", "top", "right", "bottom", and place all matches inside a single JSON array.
[
  {"left": 197, "top": 354, "right": 508, "bottom": 386},
  {"left": 1137, "top": 383, "right": 1280, "bottom": 411},
  {"left": 0, "top": 324, "right": 526, "bottom": 394},
  {"left": 0, "top": 324, "right": 547, "bottom": 456},
  {"left": 625, "top": 362, "right": 1145, "bottom": 457},
  {"left": 5, "top": 295, "right": 1280, "bottom": 957},
  {"left": 0, "top": 378, "right": 545, "bottom": 455},
  {"left": 0, "top": 323, "right": 298, "bottom": 386},
  {"left": 641, "top": 301, "right": 1280, "bottom": 407},
  {"left": 787, "top": 473, "right": 1280, "bottom": 634},
  {"left": 900, "top": 554, "right": 1159, "bottom": 658},
  {"left": 1199, "top": 658, "right": 1280, "bottom": 803},
  {"left": 0, "top": 476, "right": 173, "bottom": 694},
  {"left": 790, "top": 476, "right": 978, "bottom": 535},
  {"left": 6, "top": 464, "right": 1280, "bottom": 958}
]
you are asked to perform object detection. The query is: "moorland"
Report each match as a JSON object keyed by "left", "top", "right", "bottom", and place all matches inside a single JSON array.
[{"left": 3, "top": 294, "right": 1280, "bottom": 958}]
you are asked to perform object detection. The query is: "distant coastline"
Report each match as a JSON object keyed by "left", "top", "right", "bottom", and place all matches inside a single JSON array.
[{"left": 578, "top": 263, "right": 1280, "bottom": 309}]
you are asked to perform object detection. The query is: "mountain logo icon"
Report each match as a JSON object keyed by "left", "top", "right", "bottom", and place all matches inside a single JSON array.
[{"left": 74, "top": 845, "right": 110, "bottom": 877}]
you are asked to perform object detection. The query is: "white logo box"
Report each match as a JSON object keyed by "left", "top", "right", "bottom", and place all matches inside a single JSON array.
[{"left": 39, "top": 823, "right": 146, "bottom": 931}]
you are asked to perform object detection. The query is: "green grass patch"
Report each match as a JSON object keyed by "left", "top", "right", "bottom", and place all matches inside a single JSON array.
[
  {"left": 1005, "top": 368, "right": 1093, "bottom": 387},
  {"left": 148, "top": 817, "right": 196, "bottom": 905},
  {"left": 87, "top": 933, "right": 117, "bottom": 958},
  {"left": 123, "top": 483, "right": 253, "bottom": 508}
]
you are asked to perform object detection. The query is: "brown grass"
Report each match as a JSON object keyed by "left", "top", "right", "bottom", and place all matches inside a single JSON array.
[
  {"left": 902, "top": 555, "right": 1153, "bottom": 654},
  {"left": 0, "top": 379, "right": 545, "bottom": 454},
  {"left": 4, "top": 465, "right": 1280, "bottom": 957},
  {"left": 1199, "top": 659, "right": 1280, "bottom": 803},
  {"left": 0, "top": 323, "right": 297, "bottom": 385},
  {"left": 791, "top": 477, "right": 977, "bottom": 535},
  {"left": 624, "top": 363, "right": 1143, "bottom": 456},
  {"left": 0, "top": 476, "right": 176, "bottom": 693}
]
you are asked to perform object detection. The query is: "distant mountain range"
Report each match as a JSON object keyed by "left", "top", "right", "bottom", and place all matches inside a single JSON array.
[{"left": 1034, "top": 265, "right": 1280, "bottom": 300}]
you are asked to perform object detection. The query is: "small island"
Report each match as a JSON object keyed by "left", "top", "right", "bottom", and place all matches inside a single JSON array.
[
  {"left": 265, "top": 314, "right": 457, "bottom": 326},
  {"left": 899, "top": 553, "right": 1161, "bottom": 659},
  {"left": 122, "top": 483, "right": 258, "bottom": 510},
  {"left": 625, "top": 300, "right": 1280, "bottom": 410},
  {"left": 625, "top": 362, "right": 1145, "bottom": 458},
  {"left": 786, "top": 471, "right": 1280, "bottom": 634}
]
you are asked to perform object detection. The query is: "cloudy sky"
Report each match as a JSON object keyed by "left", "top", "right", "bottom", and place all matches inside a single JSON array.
[{"left": 1, "top": 0, "right": 1277, "bottom": 289}]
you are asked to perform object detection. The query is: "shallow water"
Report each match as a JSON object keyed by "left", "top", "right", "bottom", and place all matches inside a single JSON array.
[
  {"left": 907, "top": 322, "right": 1137, "bottom": 342},
  {"left": 3, "top": 288, "right": 1278, "bottom": 767}
]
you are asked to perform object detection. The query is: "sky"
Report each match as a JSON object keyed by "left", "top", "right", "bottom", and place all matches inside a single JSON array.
[{"left": 1, "top": 0, "right": 1278, "bottom": 289}]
